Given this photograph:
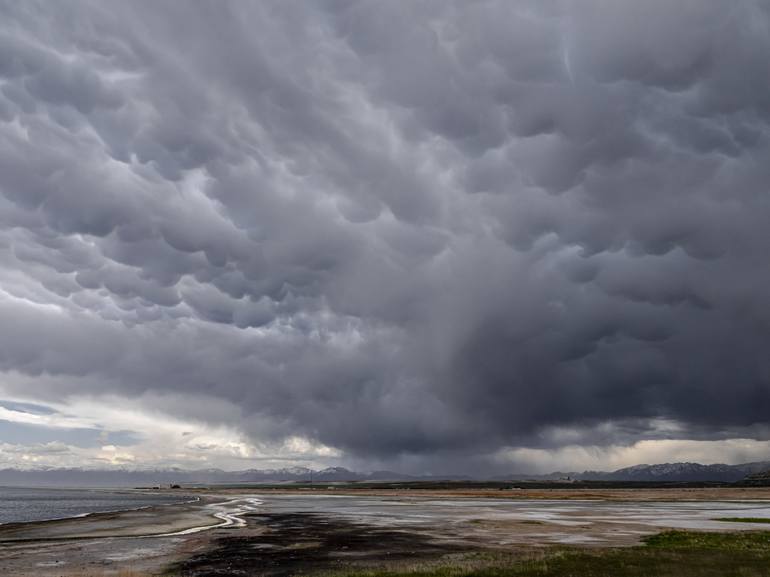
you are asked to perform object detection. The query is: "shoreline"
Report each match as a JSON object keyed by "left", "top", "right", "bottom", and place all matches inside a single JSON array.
[
  {"left": 156, "top": 495, "right": 264, "bottom": 536},
  {"left": 0, "top": 492, "right": 201, "bottom": 530},
  {"left": 1, "top": 487, "right": 769, "bottom": 576},
  {"left": 0, "top": 493, "right": 231, "bottom": 542},
  {"left": 2, "top": 487, "right": 769, "bottom": 540}
]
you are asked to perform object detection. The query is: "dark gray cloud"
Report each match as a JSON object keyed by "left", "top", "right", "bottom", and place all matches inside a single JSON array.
[{"left": 1, "top": 0, "right": 770, "bottom": 472}]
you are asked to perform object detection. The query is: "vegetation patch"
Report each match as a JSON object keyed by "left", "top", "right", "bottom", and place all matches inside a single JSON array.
[
  {"left": 327, "top": 531, "right": 770, "bottom": 577},
  {"left": 643, "top": 529, "right": 770, "bottom": 549},
  {"left": 713, "top": 517, "right": 770, "bottom": 524}
]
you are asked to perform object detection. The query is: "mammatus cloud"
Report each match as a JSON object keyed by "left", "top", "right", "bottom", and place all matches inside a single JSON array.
[{"left": 1, "top": 1, "right": 769, "bottom": 473}]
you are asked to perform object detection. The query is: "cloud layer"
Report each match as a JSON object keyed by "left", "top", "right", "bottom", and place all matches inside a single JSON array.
[{"left": 1, "top": 1, "right": 770, "bottom": 472}]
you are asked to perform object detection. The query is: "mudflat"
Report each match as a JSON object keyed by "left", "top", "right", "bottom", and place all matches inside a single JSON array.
[{"left": 1, "top": 487, "right": 770, "bottom": 576}]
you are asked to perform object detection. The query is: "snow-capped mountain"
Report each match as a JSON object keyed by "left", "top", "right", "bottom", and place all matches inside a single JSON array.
[
  {"left": 0, "top": 465, "right": 411, "bottom": 486},
  {"left": 1, "top": 460, "right": 768, "bottom": 487}
]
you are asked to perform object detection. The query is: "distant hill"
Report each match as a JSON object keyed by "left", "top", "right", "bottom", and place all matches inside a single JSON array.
[{"left": 504, "top": 461, "right": 770, "bottom": 483}]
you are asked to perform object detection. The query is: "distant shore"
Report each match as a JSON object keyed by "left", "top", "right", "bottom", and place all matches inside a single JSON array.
[{"left": 184, "top": 483, "right": 770, "bottom": 502}]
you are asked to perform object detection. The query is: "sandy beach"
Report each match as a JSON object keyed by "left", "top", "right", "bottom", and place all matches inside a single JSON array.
[{"left": 1, "top": 487, "right": 770, "bottom": 576}]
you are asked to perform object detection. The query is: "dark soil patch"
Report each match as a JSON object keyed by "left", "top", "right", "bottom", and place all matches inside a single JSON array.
[{"left": 173, "top": 512, "right": 463, "bottom": 576}]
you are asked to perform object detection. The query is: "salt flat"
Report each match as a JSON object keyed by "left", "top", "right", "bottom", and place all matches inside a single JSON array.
[{"left": 2, "top": 488, "right": 770, "bottom": 576}]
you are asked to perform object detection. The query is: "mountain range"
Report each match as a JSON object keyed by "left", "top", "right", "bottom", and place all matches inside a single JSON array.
[
  {"left": 1, "top": 461, "right": 768, "bottom": 486},
  {"left": 0, "top": 466, "right": 401, "bottom": 486},
  {"left": 512, "top": 461, "right": 770, "bottom": 483}
]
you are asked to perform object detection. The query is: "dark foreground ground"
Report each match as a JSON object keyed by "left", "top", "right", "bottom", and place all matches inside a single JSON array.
[
  {"left": 173, "top": 512, "right": 465, "bottom": 577},
  {"left": 328, "top": 531, "right": 770, "bottom": 577},
  {"left": 171, "top": 511, "right": 770, "bottom": 577},
  {"left": 175, "top": 527, "right": 770, "bottom": 577}
]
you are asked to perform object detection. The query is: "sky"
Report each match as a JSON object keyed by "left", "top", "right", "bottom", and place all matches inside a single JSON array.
[{"left": 1, "top": 1, "right": 770, "bottom": 475}]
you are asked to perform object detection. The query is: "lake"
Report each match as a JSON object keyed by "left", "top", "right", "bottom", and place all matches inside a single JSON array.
[{"left": 0, "top": 486, "right": 191, "bottom": 524}]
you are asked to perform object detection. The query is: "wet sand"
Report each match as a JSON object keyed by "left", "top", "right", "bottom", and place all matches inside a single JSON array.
[
  {"left": 1, "top": 488, "right": 770, "bottom": 576},
  {"left": 0, "top": 494, "right": 229, "bottom": 576},
  {"left": 176, "top": 512, "right": 467, "bottom": 577}
]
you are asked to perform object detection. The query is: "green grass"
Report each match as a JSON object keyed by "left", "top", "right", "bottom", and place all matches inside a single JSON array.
[
  {"left": 326, "top": 531, "right": 770, "bottom": 577},
  {"left": 643, "top": 529, "right": 770, "bottom": 550},
  {"left": 713, "top": 517, "right": 770, "bottom": 524}
]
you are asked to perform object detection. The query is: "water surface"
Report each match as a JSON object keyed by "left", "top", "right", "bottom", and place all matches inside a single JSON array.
[{"left": 0, "top": 486, "right": 191, "bottom": 524}]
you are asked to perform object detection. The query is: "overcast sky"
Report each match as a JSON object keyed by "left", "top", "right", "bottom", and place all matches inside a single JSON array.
[{"left": 1, "top": 1, "right": 770, "bottom": 474}]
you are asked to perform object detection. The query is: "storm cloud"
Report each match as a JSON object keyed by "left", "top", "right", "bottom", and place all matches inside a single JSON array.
[{"left": 1, "top": 1, "right": 770, "bottom": 472}]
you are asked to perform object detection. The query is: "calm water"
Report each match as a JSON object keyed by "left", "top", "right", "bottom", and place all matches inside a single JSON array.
[{"left": 0, "top": 486, "right": 192, "bottom": 524}]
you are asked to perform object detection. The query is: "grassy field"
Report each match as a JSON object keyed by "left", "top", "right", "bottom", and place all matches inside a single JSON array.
[
  {"left": 714, "top": 517, "right": 770, "bottom": 524},
  {"left": 327, "top": 531, "right": 770, "bottom": 577}
]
